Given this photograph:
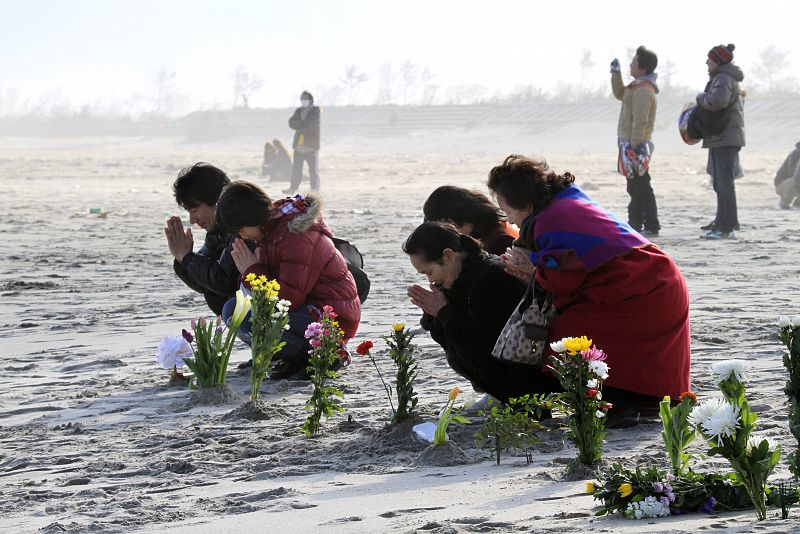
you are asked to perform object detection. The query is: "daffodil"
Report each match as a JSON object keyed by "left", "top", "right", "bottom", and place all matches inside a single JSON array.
[{"left": 618, "top": 482, "right": 633, "bottom": 498}]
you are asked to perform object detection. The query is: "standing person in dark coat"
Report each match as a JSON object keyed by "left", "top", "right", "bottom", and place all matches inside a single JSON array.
[
  {"left": 404, "top": 221, "right": 560, "bottom": 403},
  {"left": 423, "top": 185, "right": 519, "bottom": 256},
  {"left": 285, "top": 91, "right": 321, "bottom": 194},
  {"left": 164, "top": 163, "right": 240, "bottom": 316},
  {"left": 698, "top": 44, "right": 746, "bottom": 240}
]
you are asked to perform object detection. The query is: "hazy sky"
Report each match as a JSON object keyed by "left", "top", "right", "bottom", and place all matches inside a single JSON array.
[{"left": 2, "top": 0, "right": 798, "bottom": 113}]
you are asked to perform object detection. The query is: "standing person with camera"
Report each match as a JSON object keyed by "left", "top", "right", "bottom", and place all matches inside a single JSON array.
[
  {"left": 610, "top": 46, "right": 660, "bottom": 238},
  {"left": 698, "top": 44, "right": 745, "bottom": 240}
]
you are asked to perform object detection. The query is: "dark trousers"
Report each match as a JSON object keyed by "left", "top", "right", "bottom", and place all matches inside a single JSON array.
[
  {"left": 290, "top": 150, "right": 320, "bottom": 191},
  {"left": 709, "top": 147, "right": 740, "bottom": 233},
  {"left": 626, "top": 171, "right": 660, "bottom": 232}
]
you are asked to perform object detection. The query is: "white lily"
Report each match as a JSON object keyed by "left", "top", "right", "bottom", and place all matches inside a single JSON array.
[{"left": 230, "top": 289, "right": 253, "bottom": 327}]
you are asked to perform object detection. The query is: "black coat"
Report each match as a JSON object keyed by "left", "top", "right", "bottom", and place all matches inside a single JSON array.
[
  {"left": 173, "top": 229, "right": 239, "bottom": 315},
  {"left": 289, "top": 105, "right": 321, "bottom": 151},
  {"left": 420, "top": 253, "right": 557, "bottom": 402}
]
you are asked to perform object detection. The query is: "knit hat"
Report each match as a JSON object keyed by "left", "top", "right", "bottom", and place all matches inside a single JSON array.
[{"left": 708, "top": 44, "right": 735, "bottom": 65}]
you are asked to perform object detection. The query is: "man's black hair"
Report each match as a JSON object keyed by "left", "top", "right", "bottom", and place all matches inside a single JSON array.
[
  {"left": 636, "top": 46, "right": 658, "bottom": 75},
  {"left": 172, "top": 162, "right": 231, "bottom": 209}
]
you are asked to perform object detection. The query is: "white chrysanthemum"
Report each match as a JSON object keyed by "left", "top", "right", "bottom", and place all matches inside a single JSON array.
[
  {"left": 587, "top": 378, "right": 598, "bottom": 388},
  {"left": 277, "top": 300, "right": 291, "bottom": 313},
  {"left": 588, "top": 360, "right": 609, "bottom": 379},
  {"left": 688, "top": 397, "right": 727, "bottom": 429},
  {"left": 700, "top": 402, "right": 741, "bottom": 445},
  {"left": 595, "top": 410, "right": 606, "bottom": 418},
  {"left": 156, "top": 335, "right": 192, "bottom": 369},
  {"left": 550, "top": 340, "right": 566, "bottom": 353},
  {"left": 747, "top": 435, "right": 779, "bottom": 455},
  {"left": 710, "top": 359, "right": 749, "bottom": 385},
  {"left": 283, "top": 324, "right": 291, "bottom": 330},
  {"left": 778, "top": 316, "right": 791, "bottom": 328},
  {"left": 792, "top": 315, "right": 800, "bottom": 327}
]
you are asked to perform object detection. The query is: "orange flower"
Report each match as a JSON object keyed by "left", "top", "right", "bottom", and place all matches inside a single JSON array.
[{"left": 448, "top": 386, "right": 461, "bottom": 401}]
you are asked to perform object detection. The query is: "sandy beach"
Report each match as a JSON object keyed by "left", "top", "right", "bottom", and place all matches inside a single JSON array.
[{"left": 2, "top": 125, "right": 800, "bottom": 533}]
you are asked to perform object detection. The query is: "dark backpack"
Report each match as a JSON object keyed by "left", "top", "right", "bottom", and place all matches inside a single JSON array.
[{"left": 332, "top": 237, "right": 370, "bottom": 303}]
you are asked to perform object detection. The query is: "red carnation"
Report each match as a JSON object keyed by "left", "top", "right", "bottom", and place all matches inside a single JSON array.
[
  {"left": 356, "top": 340, "right": 374, "bottom": 355},
  {"left": 587, "top": 388, "right": 598, "bottom": 398}
]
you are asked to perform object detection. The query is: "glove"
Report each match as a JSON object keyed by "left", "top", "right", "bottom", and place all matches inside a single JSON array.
[{"left": 610, "top": 58, "right": 621, "bottom": 74}]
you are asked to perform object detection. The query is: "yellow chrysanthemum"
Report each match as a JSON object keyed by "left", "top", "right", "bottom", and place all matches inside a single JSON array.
[
  {"left": 448, "top": 386, "right": 461, "bottom": 401},
  {"left": 618, "top": 482, "right": 633, "bottom": 498},
  {"left": 563, "top": 336, "right": 593, "bottom": 355},
  {"left": 244, "top": 273, "right": 256, "bottom": 282},
  {"left": 392, "top": 322, "right": 405, "bottom": 332},
  {"left": 251, "top": 279, "right": 263, "bottom": 289},
  {"left": 586, "top": 482, "right": 595, "bottom": 493},
  {"left": 258, "top": 275, "right": 267, "bottom": 283}
]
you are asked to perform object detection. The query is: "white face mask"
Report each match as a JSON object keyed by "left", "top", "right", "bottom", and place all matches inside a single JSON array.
[{"left": 301, "top": 99, "right": 311, "bottom": 108}]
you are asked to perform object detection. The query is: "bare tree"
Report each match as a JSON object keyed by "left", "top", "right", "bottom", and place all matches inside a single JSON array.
[
  {"left": 150, "top": 67, "right": 176, "bottom": 115},
  {"left": 232, "top": 65, "right": 265, "bottom": 108},
  {"left": 419, "top": 67, "right": 439, "bottom": 105},
  {"left": 399, "top": 60, "right": 417, "bottom": 104},
  {"left": 375, "top": 62, "right": 395, "bottom": 105},
  {"left": 752, "top": 46, "right": 790, "bottom": 93},
  {"left": 659, "top": 59, "right": 677, "bottom": 89},
  {"left": 340, "top": 64, "right": 370, "bottom": 105}
]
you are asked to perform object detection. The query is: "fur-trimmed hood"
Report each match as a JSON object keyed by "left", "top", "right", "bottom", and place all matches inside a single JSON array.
[{"left": 270, "top": 193, "right": 326, "bottom": 235}]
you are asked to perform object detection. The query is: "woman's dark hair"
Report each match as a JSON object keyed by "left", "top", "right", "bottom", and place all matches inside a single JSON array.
[
  {"left": 402, "top": 221, "right": 482, "bottom": 263},
  {"left": 636, "top": 46, "right": 658, "bottom": 75},
  {"left": 216, "top": 181, "right": 274, "bottom": 233},
  {"left": 173, "top": 162, "right": 231, "bottom": 209},
  {"left": 423, "top": 185, "right": 507, "bottom": 239},
  {"left": 486, "top": 155, "right": 575, "bottom": 213}
]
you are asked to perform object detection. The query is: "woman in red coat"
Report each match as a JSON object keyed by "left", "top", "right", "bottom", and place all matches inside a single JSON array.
[
  {"left": 216, "top": 181, "right": 361, "bottom": 379},
  {"left": 487, "top": 155, "right": 691, "bottom": 426}
]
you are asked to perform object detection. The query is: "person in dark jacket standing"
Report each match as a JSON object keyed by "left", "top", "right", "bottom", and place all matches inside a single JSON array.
[
  {"left": 404, "top": 221, "right": 560, "bottom": 403},
  {"left": 775, "top": 141, "right": 800, "bottom": 209},
  {"left": 165, "top": 163, "right": 240, "bottom": 316},
  {"left": 698, "top": 44, "right": 745, "bottom": 240},
  {"left": 285, "top": 91, "right": 321, "bottom": 194}
]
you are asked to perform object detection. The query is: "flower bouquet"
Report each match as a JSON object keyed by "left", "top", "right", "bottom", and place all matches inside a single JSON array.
[
  {"left": 163, "top": 289, "right": 251, "bottom": 390},
  {"left": 547, "top": 337, "right": 612, "bottom": 468},
  {"left": 779, "top": 315, "right": 800, "bottom": 477},
  {"left": 384, "top": 322, "right": 418, "bottom": 426},
  {"left": 688, "top": 360, "right": 781, "bottom": 520},
  {"left": 301, "top": 305, "right": 346, "bottom": 435},
  {"left": 245, "top": 274, "right": 291, "bottom": 402}
]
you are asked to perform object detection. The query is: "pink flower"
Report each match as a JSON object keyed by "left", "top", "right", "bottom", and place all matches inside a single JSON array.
[
  {"left": 311, "top": 339, "right": 321, "bottom": 348},
  {"left": 304, "top": 322, "right": 323, "bottom": 339},
  {"left": 323, "top": 328, "right": 331, "bottom": 336},
  {"left": 587, "top": 388, "right": 598, "bottom": 398},
  {"left": 323, "top": 305, "right": 333, "bottom": 314},
  {"left": 581, "top": 346, "right": 607, "bottom": 362}
]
